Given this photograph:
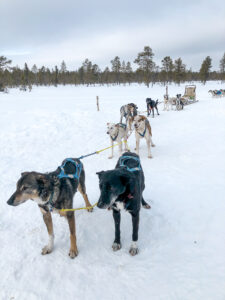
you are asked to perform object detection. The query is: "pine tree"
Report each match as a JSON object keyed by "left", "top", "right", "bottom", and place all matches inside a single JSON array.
[
  {"left": 60, "top": 60, "right": 67, "bottom": 73},
  {"left": 0, "top": 56, "right": 12, "bottom": 69},
  {"left": 134, "top": 46, "right": 155, "bottom": 87},
  {"left": 0, "top": 56, "right": 12, "bottom": 91},
  {"left": 125, "top": 62, "right": 133, "bottom": 85},
  {"left": 161, "top": 56, "right": 174, "bottom": 83},
  {"left": 54, "top": 66, "right": 59, "bottom": 86},
  {"left": 24, "top": 63, "right": 29, "bottom": 85},
  {"left": 199, "top": 56, "right": 212, "bottom": 84},
  {"left": 219, "top": 53, "right": 225, "bottom": 80},
  {"left": 174, "top": 58, "right": 186, "bottom": 84},
  {"left": 111, "top": 56, "right": 121, "bottom": 84}
]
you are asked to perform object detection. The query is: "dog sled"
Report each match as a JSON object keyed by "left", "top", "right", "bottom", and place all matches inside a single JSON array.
[{"left": 181, "top": 85, "right": 198, "bottom": 105}]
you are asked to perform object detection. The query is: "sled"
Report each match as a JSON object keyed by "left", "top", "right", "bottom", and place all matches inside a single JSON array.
[{"left": 181, "top": 85, "right": 198, "bottom": 105}]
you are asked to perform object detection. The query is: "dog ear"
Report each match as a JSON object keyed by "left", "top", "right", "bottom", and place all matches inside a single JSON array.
[
  {"left": 96, "top": 171, "right": 105, "bottom": 177},
  {"left": 36, "top": 174, "right": 48, "bottom": 186},
  {"left": 21, "top": 172, "right": 29, "bottom": 177}
]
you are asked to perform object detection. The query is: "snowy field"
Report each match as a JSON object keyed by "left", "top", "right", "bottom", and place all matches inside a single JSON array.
[{"left": 0, "top": 82, "right": 225, "bottom": 300}]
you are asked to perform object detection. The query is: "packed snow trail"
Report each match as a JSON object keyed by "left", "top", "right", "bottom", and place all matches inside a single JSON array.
[{"left": 0, "top": 82, "right": 225, "bottom": 300}]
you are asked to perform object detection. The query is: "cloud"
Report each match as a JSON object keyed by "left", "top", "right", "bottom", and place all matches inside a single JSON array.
[{"left": 0, "top": 0, "right": 224, "bottom": 70}]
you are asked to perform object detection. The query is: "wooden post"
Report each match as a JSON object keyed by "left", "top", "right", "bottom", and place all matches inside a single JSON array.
[
  {"left": 166, "top": 85, "right": 168, "bottom": 97},
  {"left": 96, "top": 96, "right": 99, "bottom": 111}
]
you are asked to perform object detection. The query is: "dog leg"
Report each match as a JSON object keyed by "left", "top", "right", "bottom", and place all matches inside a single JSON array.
[
  {"left": 112, "top": 209, "right": 121, "bottom": 251},
  {"left": 108, "top": 140, "right": 113, "bottom": 159},
  {"left": 129, "top": 212, "right": 139, "bottom": 256},
  {"left": 151, "top": 136, "right": 155, "bottom": 147},
  {"left": 119, "top": 140, "right": 122, "bottom": 155},
  {"left": 136, "top": 137, "right": 140, "bottom": 155},
  {"left": 141, "top": 197, "right": 151, "bottom": 209},
  {"left": 78, "top": 183, "right": 92, "bottom": 212},
  {"left": 156, "top": 107, "right": 160, "bottom": 115},
  {"left": 147, "top": 138, "right": 152, "bottom": 158},
  {"left": 124, "top": 137, "right": 128, "bottom": 151},
  {"left": 66, "top": 212, "right": 78, "bottom": 258},
  {"left": 41, "top": 210, "right": 54, "bottom": 255}
]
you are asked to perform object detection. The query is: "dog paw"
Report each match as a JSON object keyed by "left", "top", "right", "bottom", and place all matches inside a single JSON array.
[
  {"left": 41, "top": 245, "right": 53, "bottom": 255},
  {"left": 108, "top": 156, "right": 113, "bottom": 159},
  {"left": 112, "top": 242, "right": 121, "bottom": 251},
  {"left": 151, "top": 144, "right": 155, "bottom": 147},
  {"left": 86, "top": 206, "right": 93, "bottom": 212},
  {"left": 143, "top": 204, "right": 151, "bottom": 209},
  {"left": 129, "top": 244, "right": 139, "bottom": 256},
  {"left": 148, "top": 155, "right": 153, "bottom": 159},
  {"left": 69, "top": 248, "right": 78, "bottom": 259}
]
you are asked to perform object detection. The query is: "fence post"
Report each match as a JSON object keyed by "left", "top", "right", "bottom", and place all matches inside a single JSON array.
[{"left": 96, "top": 96, "right": 100, "bottom": 111}]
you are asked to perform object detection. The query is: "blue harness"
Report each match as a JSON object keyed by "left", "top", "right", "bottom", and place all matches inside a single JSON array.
[
  {"left": 58, "top": 158, "right": 82, "bottom": 180},
  {"left": 119, "top": 155, "right": 141, "bottom": 172}
]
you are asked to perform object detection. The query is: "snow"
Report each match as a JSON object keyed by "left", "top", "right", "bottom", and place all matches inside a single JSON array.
[{"left": 0, "top": 82, "right": 225, "bottom": 300}]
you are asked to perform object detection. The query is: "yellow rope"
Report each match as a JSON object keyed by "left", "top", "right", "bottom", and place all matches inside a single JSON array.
[
  {"left": 60, "top": 202, "right": 97, "bottom": 212},
  {"left": 96, "top": 139, "right": 130, "bottom": 153},
  {"left": 60, "top": 140, "right": 131, "bottom": 213}
]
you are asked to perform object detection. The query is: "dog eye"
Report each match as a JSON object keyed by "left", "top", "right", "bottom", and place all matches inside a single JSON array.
[{"left": 22, "top": 186, "right": 29, "bottom": 191}]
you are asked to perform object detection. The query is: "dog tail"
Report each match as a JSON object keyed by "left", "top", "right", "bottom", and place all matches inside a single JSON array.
[{"left": 145, "top": 119, "right": 152, "bottom": 136}]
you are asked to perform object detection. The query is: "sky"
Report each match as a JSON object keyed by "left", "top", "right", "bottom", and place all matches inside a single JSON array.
[{"left": 0, "top": 0, "right": 225, "bottom": 71}]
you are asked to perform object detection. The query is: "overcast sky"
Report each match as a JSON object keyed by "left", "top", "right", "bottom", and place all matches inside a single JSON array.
[{"left": 0, "top": 0, "right": 225, "bottom": 71}]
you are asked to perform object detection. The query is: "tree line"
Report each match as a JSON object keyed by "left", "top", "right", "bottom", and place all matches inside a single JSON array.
[{"left": 0, "top": 46, "right": 225, "bottom": 92}]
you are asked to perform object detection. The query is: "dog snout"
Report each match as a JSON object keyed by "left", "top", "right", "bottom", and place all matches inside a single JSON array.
[
  {"left": 97, "top": 199, "right": 107, "bottom": 209},
  {"left": 7, "top": 193, "right": 16, "bottom": 206}
]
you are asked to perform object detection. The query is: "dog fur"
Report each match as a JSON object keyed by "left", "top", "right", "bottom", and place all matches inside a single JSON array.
[
  {"left": 120, "top": 103, "right": 138, "bottom": 131},
  {"left": 107, "top": 123, "right": 128, "bottom": 159},
  {"left": 133, "top": 115, "right": 155, "bottom": 158},
  {"left": 7, "top": 158, "right": 92, "bottom": 259},
  {"left": 146, "top": 98, "right": 160, "bottom": 117},
  {"left": 96, "top": 152, "right": 150, "bottom": 256}
]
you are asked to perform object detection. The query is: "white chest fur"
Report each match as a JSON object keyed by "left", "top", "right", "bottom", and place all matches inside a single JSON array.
[{"left": 115, "top": 201, "right": 124, "bottom": 210}]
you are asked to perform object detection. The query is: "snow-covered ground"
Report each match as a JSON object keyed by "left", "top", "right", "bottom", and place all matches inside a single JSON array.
[{"left": 0, "top": 82, "right": 225, "bottom": 300}]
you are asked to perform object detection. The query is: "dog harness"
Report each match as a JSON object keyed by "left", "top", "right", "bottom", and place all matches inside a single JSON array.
[
  {"left": 58, "top": 158, "right": 82, "bottom": 180},
  {"left": 110, "top": 123, "right": 127, "bottom": 141},
  {"left": 119, "top": 155, "right": 141, "bottom": 172}
]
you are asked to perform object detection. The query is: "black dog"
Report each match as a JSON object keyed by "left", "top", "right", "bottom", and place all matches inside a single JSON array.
[
  {"left": 7, "top": 158, "right": 92, "bottom": 258},
  {"left": 96, "top": 152, "right": 150, "bottom": 256},
  {"left": 146, "top": 98, "right": 160, "bottom": 117}
]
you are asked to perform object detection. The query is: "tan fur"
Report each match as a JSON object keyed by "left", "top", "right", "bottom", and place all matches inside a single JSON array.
[
  {"left": 42, "top": 211, "right": 53, "bottom": 236},
  {"left": 133, "top": 115, "right": 155, "bottom": 158},
  {"left": 78, "top": 183, "right": 93, "bottom": 212},
  {"left": 67, "top": 212, "right": 78, "bottom": 258},
  {"left": 145, "top": 120, "right": 152, "bottom": 136}
]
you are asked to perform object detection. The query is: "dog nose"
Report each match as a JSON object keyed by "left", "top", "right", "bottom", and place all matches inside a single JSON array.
[
  {"left": 97, "top": 201, "right": 104, "bottom": 209},
  {"left": 106, "top": 132, "right": 109, "bottom": 134},
  {"left": 7, "top": 196, "right": 15, "bottom": 206}
]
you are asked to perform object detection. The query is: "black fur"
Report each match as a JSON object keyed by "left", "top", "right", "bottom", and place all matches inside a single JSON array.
[
  {"left": 146, "top": 98, "right": 160, "bottom": 117},
  {"left": 96, "top": 152, "right": 150, "bottom": 255}
]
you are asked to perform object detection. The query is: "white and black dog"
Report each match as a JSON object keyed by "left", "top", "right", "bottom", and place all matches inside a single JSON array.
[
  {"left": 146, "top": 98, "right": 159, "bottom": 117},
  {"left": 107, "top": 123, "right": 128, "bottom": 159},
  {"left": 120, "top": 103, "right": 138, "bottom": 131},
  {"left": 96, "top": 152, "right": 150, "bottom": 256}
]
